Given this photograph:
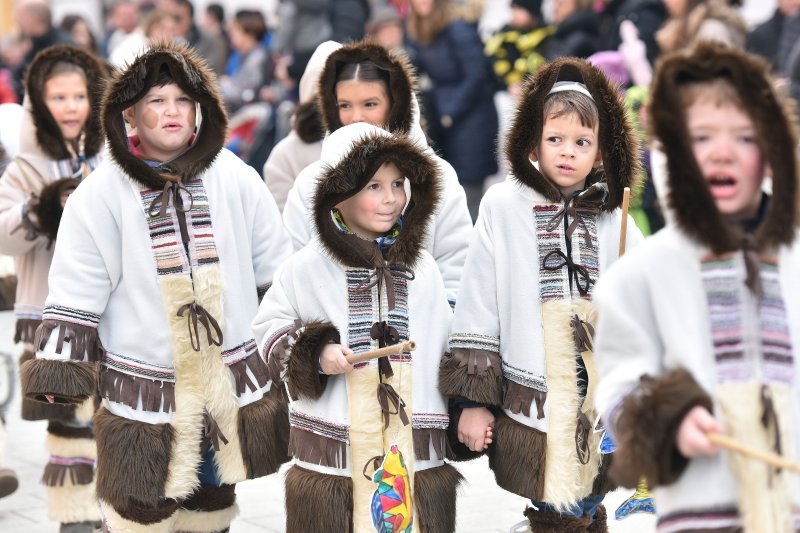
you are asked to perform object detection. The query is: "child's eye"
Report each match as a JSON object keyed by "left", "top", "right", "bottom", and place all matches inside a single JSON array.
[
  {"left": 547, "top": 136, "right": 561, "bottom": 143},
  {"left": 150, "top": 98, "right": 163, "bottom": 103},
  {"left": 178, "top": 97, "right": 193, "bottom": 103},
  {"left": 338, "top": 102, "right": 351, "bottom": 109},
  {"left": 577, "top": 139, "right": 591, "bottom": 147},
  {"left": 738, "top": 135, "right": 756, "bottom": 144},
  {"left": 691, "top": 134, "right": 708, "bottom": 144},
  {"left": 393, "top": 180, "right": 404, "bottom": 188},
  {"left": 368, "top": 183, "right": 380, "bottom": 190}
]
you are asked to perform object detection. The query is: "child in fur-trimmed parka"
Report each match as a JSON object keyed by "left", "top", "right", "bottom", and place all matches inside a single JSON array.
[
  {"left": 594, "top": 43, "right": 800, "bottom": 532},
  {"left": 282, "top": 40, "right": 472, "bottom": 307},
  {"left": 253, "top": 121, "right": 462, "bottom": 533},
  {"left": 439, "top": 57, "right": 643, "bottom": 531},
  {"left": 0, "top": 44, "right": 108, "bottom": 531},
  {"left": 20, "top": 42, "right": 292, "bottom": 532}
]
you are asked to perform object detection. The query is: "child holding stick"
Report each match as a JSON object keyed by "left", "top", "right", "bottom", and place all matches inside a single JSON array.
[{"left": 594, "top": 42, "right": 800, "bottom": 532}]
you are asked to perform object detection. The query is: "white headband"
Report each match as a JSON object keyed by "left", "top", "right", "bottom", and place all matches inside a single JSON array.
[{"left": 547, "top": 81, "right": 594, "bottom": 100}]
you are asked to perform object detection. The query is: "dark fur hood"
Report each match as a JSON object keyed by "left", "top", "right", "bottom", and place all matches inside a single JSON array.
[
  {"left": 294, "top": 100, "right": 325, "bottom": 144},
  {"left": 24, "top": 45, "right": 109, "bottom": 161},
  {"left": 506, "top": 56, "right": 640, "bottom": 211},
  {"left": 649, "top": 42, "right": 798, "bottom": 253},
  {"left": 317, "top": 42, "right": 416, "bottom": 135},
  {"left": 312, "top": 122, "right": 440, "bottom": 269},
  {"left": 102, "top": 41, "right": 227, "bottom": 188}
]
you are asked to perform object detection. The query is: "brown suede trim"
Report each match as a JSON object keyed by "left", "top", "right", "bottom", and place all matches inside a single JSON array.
[
  {"left": 506, "top": 56, "right": 640, "bottom": 210},
  {"left": 180, "top": 484, "right": 236, "bottom": 512},
  {"left": 228, "top": 351, "right": 270, "bottom": 396},
  {"left": 414, "top": 464, "right": 463, "bottom": 533},
  {"left": 294, "top": 100, "right": 325, "bottom": 143},
  {"left": 115, "top": 497, "right": 180, "bottom": 526},
  {"left": 21, "top": 358, "right": 97, "bottom": 404},
  {"left": 312, "top": 134, "right": 441, "bottom": 269},
  {"left": 439, "top": 349, "right": 503, "bottom": 406},
  {"left": 650, "top": 42, "right": 799, "bottom": 253},
  {"left": 412, "top": 427, "right": 446, "bottom": 461},
  {"left": 285, "top": 465, "right": 353, "bottom": 533},
  {"left": 32, "top": 178, "right": 78, "bottom": 239},
  {"left": 488, "top": 411, "right": 546, "bottom": 500},
  {"left": 610, "top": 368, "right": 713, "bottom": 489},
  {"left": 24, "top": 45, "right": 109, "bottom": 160},
  {"left": 100, "top": 367, "right": 175, "bottom": 413},
  {"left": 285, "top": 322, "right": 339, "bottom": 401},
  {"left": 42, "top": 461, "right": 94, "bottom": 487},
  {"left": 317, "top": 42, "right": 416, "bottom": 135},
  {"left": 94, "top": 407, "right": 173, "bottom": 509},
  {"left": 15, "top": 319, "right": 41, "bottom": 345},
  {"left": 288, "top": 427, "right": 347, "bottom": 469},
  {"left": 34, "top": 319, "right": 105, "bottom": 362},
  {"left": 503, "top": 378, "right": 547, "bottom": 420},
  {"left": 47, "top": 421, "right": 94, "bottom": 439},
  {"left": 525, "top": 505, "right": 592, "bottom": 530},
  {"left": 19, "top": 350, "right": 79, "bottom": 421},
  {"left": 238, "top": 393, "right": 290, "bottom": 479}
]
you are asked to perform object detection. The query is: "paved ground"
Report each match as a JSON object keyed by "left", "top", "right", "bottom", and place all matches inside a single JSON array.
[{"left": 0, "top": 310, "right": 656, "bottom": 532}]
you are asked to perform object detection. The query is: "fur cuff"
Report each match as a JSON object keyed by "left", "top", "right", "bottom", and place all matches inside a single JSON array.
[
  {"left": 285, "top": 466, "right": 353, "bottom": 533},
  {"left": 488, "top": 412, "right": 546, "bottom": 500},
  {"left": 610, "top": 368, "right": 713, "bottom": 488},
  {"left": 286, "top": 322, "right": 339, "bottom": 401},
  {"left": 21, "top": 358, "right": 97, "bottom": 404},
  {"left": 32, "top": 178, "right": 78, "bottom": 239},
  {"left": 415, "top": 464, "right": 463, "bottom": 533},
  {"left": 238, "top": 393, "right": 290, "bottom": 479},
  {"left": 439, "top": 349, "right": 503, "bottom": 405}
]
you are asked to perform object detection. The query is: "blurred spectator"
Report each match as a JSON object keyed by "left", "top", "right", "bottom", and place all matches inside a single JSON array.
[
  {"left": 331, "top": 0, "right": 371, "bottom": 43},
  {"left": 220, "top": 10, "right": 269, "bottom": 112},
  {"left": 656, "top": 0, "right": 746, "bottom": 54},
  {"left": 366, "top": 5, "right": 406, "bottom": 51},
  {"left": 271, "top": 0, "right": 333, "bottom": 87},
  {"left": 60, "top": 15, "right": 100, "bottom": 55},
  {"left": 748, "top": 0, "right": 800, "bottom": 70},
  {"left": 545, "top": 0, "right": 598, "bottom": 60},
  {"left": 406, "top": 0, "right": 499, "bottom": 218},
  {"left": 12, "top": 0, "right": 73, "bottom": 97},
  {"left": 162, "top": 0, "right": 228, "bottom": 74},
  {"left": 596, "top": 0, "right": 667, "bottom": 66},
  {"left": 109, "top": 9, "right": 180, "bottom": 67},
  {"left": 0, "top": 68, "right": 17, "bottom": 104},
  {"left": 202, "top": 3, "right": 228, "bottom": 42},
  {"left": 103, "top": 0, "right": 141, "bottom": 58}
]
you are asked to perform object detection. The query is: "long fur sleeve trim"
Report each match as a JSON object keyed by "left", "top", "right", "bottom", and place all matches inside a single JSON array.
[
  {"left": 285, "top": 322, "right": 340, "bottom": 401},
  {"left": 31, "top": 178, "right": 78, "bottom": 239},
  {"left": 610, "top": 368, "right": 713, "bottom": 488},
  {"left": 21, "top": 358, "right": 97, "bottom": 404},
  {"left": 439, "top": 348, "right": 503, "bottom": 405}
]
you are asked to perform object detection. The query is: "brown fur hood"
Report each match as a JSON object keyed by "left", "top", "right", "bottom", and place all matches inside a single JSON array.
[
  {"left": 649, "top": 42, "right": 798, "bottom": 253},
  {"left": 24, "top": 45, "right": 109, "bottom": 161},
  {"left": 505, "top": 56, "right": 640, "bottom": 211},
  {"left": 312, "top": 122, "right": 440, "bottom": 269},
  {"left": 102, "top": 41, "right": 227, "bottom": 189},
  {"left": 317, "top": 41, "right": 416, "bottom": 135}
]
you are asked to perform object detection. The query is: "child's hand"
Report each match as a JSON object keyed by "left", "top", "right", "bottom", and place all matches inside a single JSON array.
[
  {"left": 319, "top": 344, "right": 354, "bottom": 375},
  {"left": 458, "top": 407, "right": 495, "bottom": 452},
  {"left": 676, "top": 405, "right": 721, "bottom": 458}
]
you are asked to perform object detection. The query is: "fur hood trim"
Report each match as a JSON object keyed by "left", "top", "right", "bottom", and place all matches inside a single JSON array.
[
  {"left": 312, "top": 122, "right": 440, "bottom": 269},
  {"left": 318, "top": 41, "right": 416, "bottom": 135},
  {"left": 294, "top": 100, "right": 325, "bottom": 144},
  {"left": 102, "top": 41, "right": 228, "bottom": 189},
  {"left": 24, "top": 45, "right": 109, "bottom": 161},
  {"left": 506, "top": 56, "right": 640, "bottom": 211},
  {"left": 649, "top": 42, "right": 798, "bottom": 253}
]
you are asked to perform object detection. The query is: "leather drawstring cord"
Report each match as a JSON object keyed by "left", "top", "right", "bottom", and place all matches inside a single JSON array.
[
  {"left": 370, "top": 321, "right": 400, "bottom": 379},
  {"left": 355, "top": 265, "right": 415, "bottom": 311},
  {"left": 571, "top": 314, "right": 595, "bottom": 353},
  {"left": 148, "top": 180, "right": 195, "bottom": 245},
  {"left": 575, "top": 411, "right": 592, "bottom": 465},
  {"left": 542, "top": 250, "right": 594, "bottom": 296},
  {"left": 377, "top": 382, "right": 409, "bottom": 430},
  {"left": 362, "top": 454, "right": 384, "bottom": 481},
  {"left": 761, "top": 385, "right": 782, "bottom": 472},
  {"left": 177, "top": 302, "right": 224, "bottom": 352},
  {"left": 545, "top": 204, "right": 600, "bottom": 248},
  {"left": 202, "top": 410, "right": 229, "bottom": 453}
]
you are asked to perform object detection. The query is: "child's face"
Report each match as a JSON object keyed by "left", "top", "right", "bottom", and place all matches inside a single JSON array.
[
  {"left": 510, "top": 6, "right": 536, "bottom": 28},
  {"left": 531, "top": 112, "right": 600, "bottom": 198},
  {"left": 335, "top": 162, "right": 407, "bottom": 240},
  {"left": 124, "top": 83, "right": 196, "bottom": 162},
  {"left": 44, "top": 72, "right": 89, "bottom": 143},
  {"left": 336, "top": 80, "right": 390, "bottom": 128},
  {"left": 552, "top": 0, "right": 578, "bottom": 24},
  {"left": 687, "top": 99, "right": 765, "bottom": 220}
]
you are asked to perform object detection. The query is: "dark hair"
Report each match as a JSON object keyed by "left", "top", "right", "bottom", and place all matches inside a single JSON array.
[
  {"left": 335, "top": 60, "right": 391, "bottom": 93},
  {"left": 45, "top": 60, "right": 87, "bottom": 84},
  {"left": 60, "top": 14, "right": 98, "bottom": 53},
  {"left": 543, "top": 90, "right": 598, "bottom": 130},
  {"left": 172, "top": 0, "right": 195, "bottom": 19},
  {"left": 206, "top": 3, "right": 224, "bottom": 24},
  {"left": 234, "top": 9, "right": 266, "bottom": 42}
]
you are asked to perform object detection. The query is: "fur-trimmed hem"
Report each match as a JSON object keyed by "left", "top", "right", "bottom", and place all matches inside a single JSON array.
[
  {"left": 47, "top": 482, "right": 102, "bottom": 523},
  {"left": 488, "top": 412, "right": 546, "bottom": 500},
  {"left": 285, "top": 465, "right": 353, "bottom": 533},
  {"left": 439, "top": 349, "right": 503, "bottom": 405},
  {"left": 237, "top": 393, "right": 290, "bottom": 478},
  {"left": 587, "top": 504, "right": 607, "bottom": 532},
  {"left": 20, "top": 349, "right": 77, "bottom": 420},
  {"left": 173, "top": 504, "right": 238, "bottom": 532},
  {"left": 524, "top": 505, "right": 592, "bottom": 531},
  {"left": 21, "top": 358, "right": 98, "bottom": 404},
  {"left": 94, "top": 408, "right": 173, "bottom": 510},
  {"left": 286, "top": 322, "right": 338, "bottom": 400},
  {"left": 610, "top": 368, "right": 713, "bottom": 488},
  {"left": 414, "top": 464, "right": 463, "bottom": 533},
  {"left": 102, "top": 499, "right": 177, "bottom": 532}
]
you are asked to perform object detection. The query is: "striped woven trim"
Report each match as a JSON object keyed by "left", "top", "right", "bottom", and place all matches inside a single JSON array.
[
  {"left": 50, "top": 154, "right": 101, "bottom": 181},
  {"left": 289, "top": 409, "right": 349, "bottom": 443},
  {"left": 103, "top": 350, "right": 175, "bottom": 382},
  {"left": 221, "top": 338, "right": 259, "bottom": 366},
  {"left": 571, "top": 213, "right": 599, "bottom": 300},
  {"left": 760, "top": 263, "right": 794, "bottom": 383},
  {"left": 411, "top": 413, "right": 449, "bottom": 430},
  {"left": 502, "top": 360, "right": 548, "bottom": 392},
  {"left": 42, "top": 305, "right": 100, "bottom": 327},
  {"left": 449, "top": 333, "right": 500, "bottom": 353},
  {"left": 139, "top": 178, "right": 219, "bottom": 276},
  {"left": 14, "top": 304, "right": 42, "bottom": 321},
  {"left": 262, "top": 324, "right": 296, "bottom": 358},
  {"left": 48, "top": 455, "right": 96, "bottom": 467},
  {"left": 657, "top": 508, "right": 740, "bottom": 533}
]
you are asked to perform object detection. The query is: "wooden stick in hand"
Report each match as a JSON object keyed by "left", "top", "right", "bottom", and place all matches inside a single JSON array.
[
  {"left": 619, "top": 186, "right": 631, "bottom": 257},
  {"left": 706, "top": 432, "right": 800, "bottom": 474},
  {"left": 345, "top": 340, "right": 417, "bottom": 365}
]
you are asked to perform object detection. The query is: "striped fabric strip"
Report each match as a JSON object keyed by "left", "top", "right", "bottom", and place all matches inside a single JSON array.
[
  {"left": 760, "top": 262, "right": 794, "bottom": 384},
  {"left": 14, "top": 303, "right": 42, "bottom": 321},
  {"left": 289, "top": 409, "right": 349, "bottom": 443},
  {"left": 571, "top": 213, "right": 599, "bottom": 300},
  {"left": 42, "top": 305, "right": 100, "bottom": 327},
  {"left": 449, "top": 333, "right": 500, "bottom": 353},
  {"left": 221, "top": 338, "right": 259, "bottom": 366},
  {"left": 103, "top": 350, "right": 175, "bottom": 382},
  {"left": 50, "top": 154, "right": 101, "bottom": 181},
  {"left": 502, "top": 360, "right": 548, "bottom": 392},
  {"left": 48, "top": 456, "right": 96, "bottom": 466},
  {"left": 411, "top": 413, "right": 449, "bottom": 430},
  {"left": 534, "top": 204, "right": 569, "bottom": 302}
]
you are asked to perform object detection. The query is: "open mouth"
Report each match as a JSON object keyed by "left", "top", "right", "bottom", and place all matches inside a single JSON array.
[{"left": 707, "top": 174, "right": 738, "bottom": 197}]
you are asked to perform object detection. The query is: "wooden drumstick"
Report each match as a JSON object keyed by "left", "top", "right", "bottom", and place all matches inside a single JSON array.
[
  {"left": 619, "top": 187, "right": 631, "bottom": 257},
  {"left": 706, "top": 432, "right": 800, "bottom": 474},
  {"left": 345, "top": 340, "right": 417, "bottom": 364}
]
